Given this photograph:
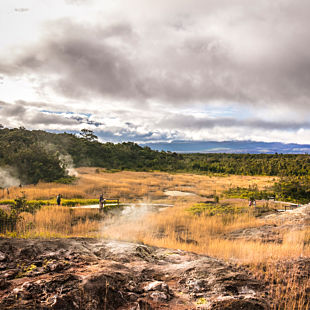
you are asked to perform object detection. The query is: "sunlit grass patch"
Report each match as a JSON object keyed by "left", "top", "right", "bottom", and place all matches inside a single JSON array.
[
  {"left": 0, "top": 168, "right": 273, "bottom": 202},
  {"left": 14, "top": 206, "right": 103, "bottom": 238},
  {"left": 250, "top": 261, "right": 310, "bottom": 310},
  {"left": 0, "top": 198, "right": 100, "bottom": 207},
  {"left": 187, "top": 202, "right": 247, "bottom": 216}
]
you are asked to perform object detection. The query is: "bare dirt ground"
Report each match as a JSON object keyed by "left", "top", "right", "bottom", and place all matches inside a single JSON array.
[{"left": 0, "top": 238, "right": 270, "bottom": 310}]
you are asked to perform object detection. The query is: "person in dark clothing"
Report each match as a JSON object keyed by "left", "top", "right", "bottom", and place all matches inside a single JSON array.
[
  {"left": 56, "top": 194, "right": 61, "bottom": 206},
  {"left": 99, "top": 194, "right": 104, "bottom": 211}
]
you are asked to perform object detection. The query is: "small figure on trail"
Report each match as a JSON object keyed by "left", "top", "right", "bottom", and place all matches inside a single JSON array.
[
  {"left": 249, "top": 197, "right": 256, "bottom": 207},
  {"left": 99, "top": 194, "right": 104, "bottom": 211},
  {"left": 56, "top": 194, "right": 61, "bottom": 206}
]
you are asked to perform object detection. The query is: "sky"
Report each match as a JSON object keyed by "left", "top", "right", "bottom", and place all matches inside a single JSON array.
[{"left": 0, "top": 0, "right": 310, "bottom": 144}]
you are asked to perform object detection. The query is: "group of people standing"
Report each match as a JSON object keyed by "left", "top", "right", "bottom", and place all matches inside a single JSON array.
[
  {"left": 55, "top": 194, "right": 105, "bottom": 209},
  {"left": 249, "top": 198, "right": 256, "bottom": 207}
]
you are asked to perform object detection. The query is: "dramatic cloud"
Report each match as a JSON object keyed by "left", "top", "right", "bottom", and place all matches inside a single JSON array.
[
  {"left": 0, "top": 0, "right": 310, "bottom": 144},
  {"left": 0, "top": 101, "right": 78, "bottom": 129},
  {"left": 1, "top": 99, "right": 310, "bottom": 145}
]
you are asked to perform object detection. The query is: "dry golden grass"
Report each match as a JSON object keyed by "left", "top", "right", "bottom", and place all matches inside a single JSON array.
[
  {"left": 1, "top": 169, "right": 308, "bottom": 309},
  {"left": 0, "top": 167, "right": 274, "bottom": 200},
  {"left": 100, "top": 202, "right": 310, "bottom": 263},
  {"left": 2, "top": 168, "right": 307, "bottom": 263},
  {"left": 251, "top": 261, "right": 310, "bottom": 310},
  {"left": 16, "top": 206, "right": 101, "bottom": 238},
  {"left": 98, "top": 198, "right": 310, "bottom": 309},
  {"left": 3, "top": 168, "right": 306, "bottom": 262},
  {"left": 10, "top": 201, "right": 309, "bottom": 309}
]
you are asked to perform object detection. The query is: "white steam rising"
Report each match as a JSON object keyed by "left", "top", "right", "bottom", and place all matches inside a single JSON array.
[
  {"left": 59, "top": 154, "right": 79, "bottom": 177},
  {"left": 41, "top": 143, "right": 79, "bottom": 177},
  {"left": 0, "top": 167, "right": 20, "bottom": 188},
  {"left": 100, "top": 203, "right": 160, "bottom": 242}
]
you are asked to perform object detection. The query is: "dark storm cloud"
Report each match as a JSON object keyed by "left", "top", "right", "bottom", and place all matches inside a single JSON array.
[{"left": 1, "top": 0, "right": 310, "bottom": 109}]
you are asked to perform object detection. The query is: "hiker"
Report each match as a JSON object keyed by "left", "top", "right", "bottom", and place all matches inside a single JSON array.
[
  {"left": 248, "top": 199, "right": 252, "bottom": 207},
  {"left": 253, "top": 199, "right": 256, "bottom": 207},
  {"left": 99, "top": 194, "right": 104, "bottom": 211},
  {"left": 56, "top": 194, "right": 61, "bottom": 206}
]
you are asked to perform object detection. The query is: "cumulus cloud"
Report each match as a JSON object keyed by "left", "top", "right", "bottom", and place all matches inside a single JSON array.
[
  {"left": 1, "top": 99, "right": 310, "bottom": 145},
  {"left": 1, "top": 0, "right": 310, "bottom": 144},
  {"left": 1, "top": 0, "right": 310, "bottom": 110},
  {"left": 0, "top": 101, "right": 79, "bottom": 129},
  {"left": 1, "top": 20, "right": 142, "bottom": 100}
]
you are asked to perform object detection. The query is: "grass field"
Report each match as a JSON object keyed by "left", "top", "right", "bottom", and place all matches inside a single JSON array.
[
  {"left": 15, "top": 206, "right": 102, "bottom": 238},
  {"left": 1, "top": 168, "right": 309, "bottom": 309},
  {"left": 0, "top": 167, "right": 274, "bottom": 201},
  {"left": 0, "top": 168, "right": 301, "bottom": 261}
]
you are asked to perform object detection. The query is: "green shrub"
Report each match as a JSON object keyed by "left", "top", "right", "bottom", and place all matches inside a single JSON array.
[
  {"left": 61, "top": 199, "right": 99, "bottom": 207},
  {"left": 54, "top": 176, "right": 77, "bottom": 184},
  {"left": 0, "top": 200, "right": 15, "bottom": 205},
  {"left": 224, "top": 185, "right": 273, "bottom": 200},
  {"left": 188, "top": 203, "right": 247, "bottom": 216}
]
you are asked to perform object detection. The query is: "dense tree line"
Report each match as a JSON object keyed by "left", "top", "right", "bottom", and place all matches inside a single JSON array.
[
  {"left": 225, "top": 177, "right": 310, "bottom": 204},
  {"left": 1, "top": 127, "right": 310, "bottom": 185},
  {"left": 0, "top": 127, "right": 66, "bottom": 184},
  {"left": 0, "top": 127, "right": 184, "bottom": 184},
  {"left": 186, "top": 153, "right": 310, "bottom": 176},
  {"left": 273, "top": 176, "right": 310, "bottom": 203}
]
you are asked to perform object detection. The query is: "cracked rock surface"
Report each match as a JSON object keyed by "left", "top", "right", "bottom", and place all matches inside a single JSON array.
[{"left": 0, "top": 238, "right": 270, "bottom": 309}]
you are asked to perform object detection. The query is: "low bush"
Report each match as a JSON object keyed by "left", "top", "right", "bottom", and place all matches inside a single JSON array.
[
  {"left": 0, "top": 198, "right": 100, "bottom": 208},
  {"left": 187, "top": 203, "right": 247, "bottom": 216},
  {"left": 224, "top": 185, "right": 273, "bottom": 200},
  {"left": 61, "top": 199, "right": 99, "bottom": 206},
  {"left": 54, "top": 176, "right": 77, "bottom": 184},
  {"left": 0, "top": 200, "right": 15, "bottom": 205}
]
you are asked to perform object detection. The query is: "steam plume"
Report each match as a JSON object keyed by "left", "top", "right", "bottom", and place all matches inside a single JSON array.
[{"left": 0, "top": 167, "right": 20, "bottom": 188}]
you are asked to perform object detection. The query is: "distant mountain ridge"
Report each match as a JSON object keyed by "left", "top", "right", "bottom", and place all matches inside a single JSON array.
[{"left": 141, "top": 140, "right": 310, "bottom": 154}]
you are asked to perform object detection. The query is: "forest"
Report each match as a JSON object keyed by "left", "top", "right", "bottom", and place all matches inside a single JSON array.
[{"left": 1, "top": 127, "right": 310, "bottom": 203}]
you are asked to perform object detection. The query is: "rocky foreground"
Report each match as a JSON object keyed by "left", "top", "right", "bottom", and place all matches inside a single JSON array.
[{"left": 0, "top": 238, "right": 269, "bottom": 310}]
